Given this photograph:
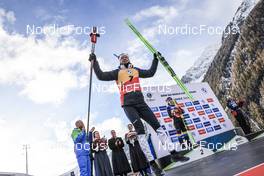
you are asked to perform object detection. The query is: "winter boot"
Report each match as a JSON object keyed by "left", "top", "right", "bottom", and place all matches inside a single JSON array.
[
  {"left": 138, "top": 134, "right": 155, "bottom": 161},
  {"left": 170, "top": 150, "right": 190, "bottom": 162},
  {"left": 150, "top": 160, "right": 165, "bottom": 176}
]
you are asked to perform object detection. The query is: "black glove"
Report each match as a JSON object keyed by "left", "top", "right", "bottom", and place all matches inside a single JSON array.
[
  {"left": 154, "top": 52, "right": 162, "bottom": 59},
  {"left": 89, "top": 53, "right": 96, "bottom": 62}
]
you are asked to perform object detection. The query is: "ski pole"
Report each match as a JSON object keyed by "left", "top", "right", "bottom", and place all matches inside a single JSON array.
[
  {"left": 125, "top": 19, "right": 194, "bottom": 100},
  {"left": 87, "top": 27, "right": 100, "bottom": 133}
]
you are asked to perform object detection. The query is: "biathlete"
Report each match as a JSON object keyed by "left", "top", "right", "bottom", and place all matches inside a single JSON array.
[{"left": 89, "top": 52, "right": 189, "bottom": 176}]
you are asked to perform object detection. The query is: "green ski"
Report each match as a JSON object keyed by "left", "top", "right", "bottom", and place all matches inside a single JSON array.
[{"left": 125, "top": 18, "right": 194, "bottom": 101}]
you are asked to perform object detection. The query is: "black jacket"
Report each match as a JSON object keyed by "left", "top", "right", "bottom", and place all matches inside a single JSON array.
[{"left": 93, "top": 58, "right": 158, "bottom": 106}]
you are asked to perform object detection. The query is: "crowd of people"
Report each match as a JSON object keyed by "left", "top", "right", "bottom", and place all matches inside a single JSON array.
[{"left": 72, "top": 120, "right": 155, "bottom": 176}]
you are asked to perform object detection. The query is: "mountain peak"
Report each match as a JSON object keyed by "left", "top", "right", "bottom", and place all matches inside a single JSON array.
[{"left": 181, "top": 44, "right": 220, "bottom": 84}]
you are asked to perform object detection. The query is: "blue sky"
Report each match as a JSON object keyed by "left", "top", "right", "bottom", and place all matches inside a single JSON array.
[{"left": 0, "top": 0, "right": 243, "bottom": 175}]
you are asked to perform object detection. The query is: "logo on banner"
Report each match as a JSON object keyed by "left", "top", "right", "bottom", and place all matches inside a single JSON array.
[
  {"left": 164, "top": 118, "right": 172, "bottom": 123},
  {"left": 203, "top": 104, "right": 210, "bottom": 109},
  {"left": 212, "top": 108, "right": 220, "bottom": 112},
  {"left": 193, "top": 101, "right": 200, "bottom": 105},
  {"left": 195, "top": 105, "right": 203, "bottom": 110},
  {"left": 159, "top": 106, "right": 167, "bottom": 111},
  {"left": 215, "top": 112, "right": 223, "bottom": 117},
  {"left": 151, "top": 107, "right": 159, "bottom": 112},
  {"left": 206, "top": 127, "right": 214, "bottom": 133},
  {"left": 188, "top": 107, "right": 195, "bottom": 112},
  {"left": 198, "top": 129, "right": 206, "bottom": 135},
  {"left": 218, "top": 118, "right": 225, "bottom": 123},
  {"left": 207, "top": 98, "right": 214, "bottom": 102},
  {"left": 154, "top": 112, "right": 161, "bottom": 118},
  {"left": 205, "top": 109, "right": 213, "bottom": 114},
  {"left": 171, "top": 136, "right": 178, "bottom": 143},
  {"left": 203, "top": 121, "right": 211, "bottom": 127},
  {"left": 147, "top": 93, "right": 152, "bottom": 98},
  {"left": 161, "top": 112, "right": 169, "bottom": 117},
  {"left": 201, "top": 87, "right": 208, "bottom": 93},
  {"left": 177, "top": 103, "right": 185, "bottom": 107},
  {"left": 184, "top": 119, "right": 193, "bottom": 125},
  {"left": 168, "top": 130, "right": 177, "bottom": 136},
  {"left": 193, "top": 117, "right": 201, "bottom": 123},
  {"left": 183, "top": 114, "right": 190, "bottom": 119},
  {"left": 196, "top": 123, "right": 203, "bottom": 129},
  {"left": 198, "top": 111, "right": 205, "bottom": 115},
  {"left": 187, "top": 125, "right": 196, "bottom": 130},
  {"left": 214, "top": 125, "right": 221, "bottom": 130},
  {"left": 185, "top": 102, "right": 193, "bottom": 106},
  {"left": 208, "top": 114, "right": 216, "bottom": 119}
]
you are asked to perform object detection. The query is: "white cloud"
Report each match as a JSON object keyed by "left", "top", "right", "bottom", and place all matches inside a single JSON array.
[
  {"left": 133, "top": 5, "right": 178, "bottom": 23},
  {"left": 0, "top": 8, "right": 91, "bottom": 104},
  {"left": 0, "top": 112, "right": 124, "bottom": 176},
  {"left": 44, "top": 118, "right": 71, "bottom": 142},
  {"left": 92, "top": 117, "right": 127, "bottom": 138},
  {"left": 128, "top": 0, "right": 242, "bottom": 86},
  {"left": 34, "top": 7, "right": 65, "bottom": 23},
  {"left": 0, "top": 116, "right": 75, "bottom": 176},
  {"left": 20, "top": 70, "right": 78, "bottom": 104},
  {"left": 0, "top": 117, "right": 6, "bottom": 126},
  {"left": 127, "top": 4, "right": 181, "bottom": 69},
  {"left": 170, "top": 49, "right": 199, "bottom": 77},
  {"left": 0, "top": 8, "right": 16, "bottom": 24}
]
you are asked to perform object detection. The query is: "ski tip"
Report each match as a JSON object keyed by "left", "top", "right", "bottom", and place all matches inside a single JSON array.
[
  {"left": 124, "top": 18, "right": 130, "bottom": 24},
  {"left": 113, "top": 54, "right": 119, "bottom": 59}
]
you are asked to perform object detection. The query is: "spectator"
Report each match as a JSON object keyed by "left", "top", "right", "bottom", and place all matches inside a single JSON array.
[
  {"left": 92, "top": 131, "right": 113, "bottom": 176},
  {"left": 71, "top": 120, "right": 93, "bottom": 176},
  {"left": 227, "top": 97, "right": 251, "bottom": 134},
  {"left": 89, "top": 127, "right": 95, "bottom": 176},
  {"left": 125, "top": 124, "right": 150, "bottom": 176},
  {"left": 108, "top": 130, "right": 131, "bottom": 176}
]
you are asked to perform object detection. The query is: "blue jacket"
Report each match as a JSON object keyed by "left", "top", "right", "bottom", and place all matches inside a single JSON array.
[{"left": 71, "top": 128, "right": 92, "bottom": 157}]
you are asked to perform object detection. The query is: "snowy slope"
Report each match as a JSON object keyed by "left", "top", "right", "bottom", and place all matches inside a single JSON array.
[
  {"left": 231, "top": 0, "right": 260, "bottom": 29},
  {"left": 181, "top": 44, "right": 220, "bottom": 83},
  {"left": 182, "top": 0, "right": 259, "bottom": 84}
]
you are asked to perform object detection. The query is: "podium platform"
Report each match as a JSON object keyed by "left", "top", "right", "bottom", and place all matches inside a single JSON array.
[{"left": 165, "top": 137, "right": 264, "bottom": 176}]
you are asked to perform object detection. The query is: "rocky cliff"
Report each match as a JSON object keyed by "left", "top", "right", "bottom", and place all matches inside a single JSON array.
[{"left": 203, "top": 0, "right": 264, "bottom": 129}]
